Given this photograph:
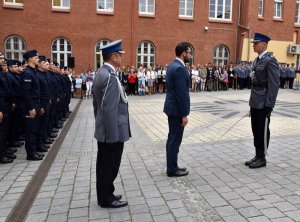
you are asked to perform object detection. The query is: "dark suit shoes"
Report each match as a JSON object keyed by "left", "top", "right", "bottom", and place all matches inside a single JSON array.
[
  {"left": 177, "top": 166, "right": 186, "bottom": 171},
  {"left": 114, "top": 195, "right": 122, "bottom": 201},
  {"left": 0, "top": 156, "right": 13, "bottom": 164},
  {"left": 245, "top": 156, "right": 259, "bottom": 166},
  {"left": 100, "top": 200, "right": 128, "bottom": 208},
  {"left": 249, "top": 158, "right": 266, "bottom": 169},
  {"left": 27, "top": 153, "right": 44, "bottom": 161},
  {"left": 167, "top": 169, "right": 189, "bottom": 177}
]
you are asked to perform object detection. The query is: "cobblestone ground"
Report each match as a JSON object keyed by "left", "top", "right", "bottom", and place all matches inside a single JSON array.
[{"left": 1, "top": 89, "right": 300, "bottom": 222}]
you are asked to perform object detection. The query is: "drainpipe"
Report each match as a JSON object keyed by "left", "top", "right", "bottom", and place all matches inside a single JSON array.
[{"left": 238, "top": 0, "right": 251, "bottom": 62}]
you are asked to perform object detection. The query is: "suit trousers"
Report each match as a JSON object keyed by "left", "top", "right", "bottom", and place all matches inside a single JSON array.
[
  {"left": 166, "top": 116, "right": 184, "bottom": 173},
  {"left": 250, "top": 108, "right": 270, "bottom": 159},
  {"left": 96, "top": 141, "right": 124, "bottom": 205}
]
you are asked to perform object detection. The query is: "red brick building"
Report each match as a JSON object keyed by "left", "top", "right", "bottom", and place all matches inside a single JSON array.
[{"left": 1, "top": 0, "right": 300, "bottom": 71}]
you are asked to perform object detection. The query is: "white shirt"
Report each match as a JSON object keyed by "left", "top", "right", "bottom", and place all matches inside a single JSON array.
[
  {"left": 175, "top": 58, "right": 185, "bottom": 67},
  {"left": 259, "top": 50, "right": 268, "bottom": 59}
]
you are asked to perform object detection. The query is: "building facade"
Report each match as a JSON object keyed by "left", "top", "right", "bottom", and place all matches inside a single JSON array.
[{"left": 1, "top": 0, "right": 300, "bottom": 71}]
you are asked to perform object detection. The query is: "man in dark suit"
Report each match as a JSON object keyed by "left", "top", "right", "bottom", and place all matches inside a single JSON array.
[
  {"left": 92, "top": 40, "right": 131, "bottom": 208},
  {"left": 245, "top": 33, "right": 280, "bottom": 169},
  {"left": 163, "top": 42, "right": 191, "bottom": 177}
]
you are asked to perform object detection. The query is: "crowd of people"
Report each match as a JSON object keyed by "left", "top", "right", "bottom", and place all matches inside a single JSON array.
[
  {"left": 108, "top": 62, "right": 298, "bottom": 96},
  {"left": 0, "top": 50, "right": 72, "bottom": 163}
]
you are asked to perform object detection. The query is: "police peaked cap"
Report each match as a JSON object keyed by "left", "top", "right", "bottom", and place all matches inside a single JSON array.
[
  {"left": 38, "top": 56, "right": 47, "bottom": 62},
  {"left": 23, "top": 50, "right": 38, "bottom": 60},
  {"left": 6, "top": 59, "right": 19, "bottom": 66},
  {"left": 100, "top": 39, "right": 125, "bottom": 56},
  {"left": 251, "top": 33, "right": 271, "bottom": 43}
]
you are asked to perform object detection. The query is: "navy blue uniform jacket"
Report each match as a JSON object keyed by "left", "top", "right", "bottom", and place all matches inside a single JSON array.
[{"left": 163, "top": 59, "right": 190, "bottom": 117}]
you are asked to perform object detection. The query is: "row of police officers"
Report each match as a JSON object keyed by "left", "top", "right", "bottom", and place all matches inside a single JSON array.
[{"left": 0, "top": 50, "right": 72, "bottom": 163}]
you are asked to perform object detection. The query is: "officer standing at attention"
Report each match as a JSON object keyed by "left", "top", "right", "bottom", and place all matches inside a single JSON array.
[
  {"left": 245, "top": 33, "right": 280, "bottom": 169},
  {"left": 0, "top": 52, "right": 15, "bottom": 163},
  {"left": 22, "top": 50, "right": 44, "bottom": 161},
  {"left": 93, "top": 40, "right": 131, "bottom": 208},
  {"left": 163, "top": 42, "right": 191, "bottom": 177}
]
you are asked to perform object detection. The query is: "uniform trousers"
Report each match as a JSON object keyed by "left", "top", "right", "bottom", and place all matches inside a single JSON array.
[
  {"left": 24, "top": 103, "right": 40, "bottom": 156},
  {"left": 0, "top": 100, "right": 10, "bottom": 158},
  {"left": 96, "top": 141, "right": 124, "bottom": 205},
  {"left": 250, "top": 108, "right": 270, "bottom": 159},
  {"left": 39, "top": 101, "right": 50, "bottom": 144},
  {"left": 166, "top": 116, "right": 184, "bottom": 173}
]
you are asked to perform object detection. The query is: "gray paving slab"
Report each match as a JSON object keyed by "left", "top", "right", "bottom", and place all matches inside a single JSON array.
[{"left": 0, "top": 90, "right": 299, "bottom": 221}]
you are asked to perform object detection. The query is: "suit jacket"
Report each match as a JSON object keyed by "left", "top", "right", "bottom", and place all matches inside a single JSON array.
[
  {"left": 163, "top": 59, "right": 190, "bottom": 117},
  {"left": 249, "top": 52, "right": 280, "bottom": 109},
  {"left": 93, "top": 64, "right": 131, "bottom": 143}
]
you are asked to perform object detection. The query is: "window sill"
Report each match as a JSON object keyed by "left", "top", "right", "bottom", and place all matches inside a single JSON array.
[
  {"left": 273, "top": 18, "right": 283, "bottom": 22},
  {"left": 139, "top": 13, "right": 155, "bottom": 18},
  {"left": 178, "top": 16, "right": 194, "bottom": 21},
  {"left": 3, "top": 4, "right": 24, "bottom": 10},
  {"left": 97, "top": 11, "right": 114, "bottom": 15},
  {"left": 209, "top": 19, "right": 233, "bottom": 24},
  {"left": 294, "top": 23, "right": 300, "bottom": 28},
  {"left": 258, "top": 16, "right": 264, "bottom": 20},
  {"left": 52, "top": 8, "right": 70, "bottom": 13}
]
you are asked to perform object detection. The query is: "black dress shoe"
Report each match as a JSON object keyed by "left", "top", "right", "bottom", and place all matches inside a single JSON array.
[
  {"left": 8, "top": 148, "right": 17, "bottom": 153},
  {"left": 0, "top": 156, "right": 13, "bottom": 164},
  {"left": 114, "top": 195, "right": 122, "bottom": 201},
  {"left": 177, "top": 166, "right": 187, "bottom": 171},
  {"left": 167, "top": 170, "right": 189, "bottom": 177},
  {"left": 4, "top": 153, "right": 16, "bottom": 159},
  {"left": 10, "top": 142, "right": 22, "bottom": 147},
  {"left": 51, "top": 129, "right": 59, "bottom": 133},
  {"left": 245, "top": 156, "right": 259, "bottom": 166},
  {"left": 27, "top": 153, "right": 44, "bottom": 161},
  {"left": 48, "top": 133, "right": 57, "bottom": 138},
  {"left": 55, "top": 124, "right": 63, "bottom": 129},
  {"left": 249, "top": 158, "right": 266, "bottom": 169},
  {"left": 16, "top": 141, "right": 24, "bottom": 146},
  {"left": 100, "top": 200, "right": 128, "bottom": 208},
  {"left": 44, "top": 139, "right": 53, "bottom": 145},
  {"left": 6, "top": 149, "right": 16, "bottom": 155},
  {"left": 37, "top": 147, "right": 48, "bottom": 152}
]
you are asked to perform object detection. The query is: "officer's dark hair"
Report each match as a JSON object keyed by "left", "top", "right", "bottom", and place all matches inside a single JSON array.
[
  {"left": 175, "top": 42, "right": 190, "bottom": 57},
  {"left": 102, "top": 53, "right": 112, "bottom": 62}
]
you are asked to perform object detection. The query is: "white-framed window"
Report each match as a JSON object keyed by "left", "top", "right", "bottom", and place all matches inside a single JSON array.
[
  {"left": 179, "top": 0, "right": 194, "bottom": 17},
  {"left": 3, "top": 0, "right": 23, "bottom": 6},
  {"left": 139, "top": 0, "right": 155, "bottom": 15},
  {"left": 296, "top": 0, "right": 300, "bottom": 23},
  {"left": 187, "top": 43, "right": 194, "bottom": 65},
  {"left": 4, "top": 35, "right": 26, "bottom": 61},
  {"left": 258, "top": 0, "right": 264, "bottom": 17},
  {"left": 51, "top": 38, "right": 72, "bottom": 67},
  {"left": 213, "top": 45, "right": 229, "bottom": 66},
  {"left": 274, "top": 0, "right": 282, "bottom": 18},
  {"left": 137, "top": 41, "right": 155, "bottom": 68},
  {"left": 209, "top": 0, "right": 232, "bottom": 20},
  {"left": 52, "top": 0, "right": 70, "bottom": 9},
  {"left": 95, "top": 39, "right": 111, "bottom": 69},
  {"left": 97, "top": 0, "right": 114, "bottom": 12}
]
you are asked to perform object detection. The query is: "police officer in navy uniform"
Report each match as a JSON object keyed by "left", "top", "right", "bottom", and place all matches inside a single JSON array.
[
  {"left": 0, "top": 52, "right": 15, "bottom": 163},
  {"left": 93, "top": 39, "right": 131, "bottom": 208},
  {"left": 36, "top": 56, "right": 52, "bottom": 151},
  {"left": 21, "top": 50, "right": 44, "bottom": 161},
  {"left": 245, "top": 33, "right": 280, "bottom": 169}
]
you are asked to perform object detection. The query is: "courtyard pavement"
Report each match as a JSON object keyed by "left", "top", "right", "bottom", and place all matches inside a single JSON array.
[{"left": 1, "top": 88, "right": 300, "bottom": 222}]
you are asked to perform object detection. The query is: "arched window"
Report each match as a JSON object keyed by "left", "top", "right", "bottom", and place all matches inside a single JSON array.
[
  {"left": 51, "top": 38, "right": 72, "bottom": 67},
  {"left": 187, "top": 43, "right": 194, "bottom": 65},
  {"left": 137, "top": 41, "right": 155, "bottom": 68},
  {"left": 95, "top": 39, "right": 111, "bottom": 69},
  {"left": 4, "top": 35, "right": 26, "bottom": 61},
  {"left": 213, "top": 45, "right": 229, "bottom": 66}
]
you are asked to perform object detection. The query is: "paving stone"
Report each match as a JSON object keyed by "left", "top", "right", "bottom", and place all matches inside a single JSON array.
[
  {"left": 260, "top": 208, "right": 285, "bottom": 219},
  {"left": 238, "top": 206, "right": 262, "bottom": 218},
  {"left": 285, "top": 210, "right": 300, "bottom": 221},
  {"left": 248, "top": 216, "right": 271, "bottom": 222},
  {"left": 131, "top": 212, "right": 153, "bottom": 222},
  {"left": 215, "top": 205, "right": 238, "bottom": 217},
  {"left": 272, "top": 201, "right": 297, "bottom": 212}
]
